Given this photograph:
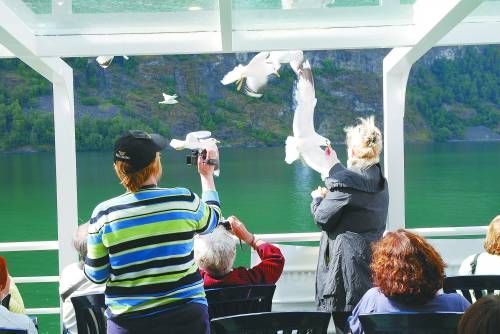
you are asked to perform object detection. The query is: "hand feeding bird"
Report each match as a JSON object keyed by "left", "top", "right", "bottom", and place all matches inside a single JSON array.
[
  {"left": 285, "top": 60, "right": 338, "bottom": 180},
  {"left": 221, "top": 52, "right": 276, "bottom": 98},
  {"left": 159, "top": 93, "right": 178, "bottom": 105}
]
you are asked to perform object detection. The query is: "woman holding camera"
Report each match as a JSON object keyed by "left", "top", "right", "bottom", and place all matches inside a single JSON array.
[
  {"left": 84, "top": 130, "right": 221, "bottom": 334},
  {"left": 194, "top": 216, "right": 285, "bottom": 287}
]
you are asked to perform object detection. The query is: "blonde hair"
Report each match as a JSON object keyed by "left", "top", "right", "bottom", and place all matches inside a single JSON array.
[
  {"left": 114, "top": 153, "right": 162, "bottom": 192},
  {"left": 484, "top": 215, "right": 500, "bottom": 255},
  {"left": 345, "top": 116, "right": 382, "bottom": 168},
  {"left": 194, "top": 226, "right": 237, "bottom": 277}
]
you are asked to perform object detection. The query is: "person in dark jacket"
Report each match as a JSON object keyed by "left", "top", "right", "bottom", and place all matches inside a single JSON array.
[{"left": 310, "top": 116, "right": 389, "bottom": 333}]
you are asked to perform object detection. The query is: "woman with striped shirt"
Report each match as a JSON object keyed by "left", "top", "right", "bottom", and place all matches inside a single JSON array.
[{"left": 84, "top": 130, "right": 221, "bottom": 334}]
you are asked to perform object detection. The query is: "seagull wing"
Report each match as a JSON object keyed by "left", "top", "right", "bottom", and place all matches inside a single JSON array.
[
  {"left": 169, "top": 139, "right": 186, "bottom": 150},
  {"left": 292, "top": 60, "right": 317, "bottom": 138},
  {"left": 188, "top": 131, "right": 212, "bottom": 140},
  {"left": 221, "top": 65, "right": 245, "bottom": 85}
]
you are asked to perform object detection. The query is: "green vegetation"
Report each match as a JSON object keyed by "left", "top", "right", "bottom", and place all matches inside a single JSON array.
[
  {"left": 406, "top": 46, "right": 499, "bottom": 141},
  {"left": 0, "top": 46, "right": 498, "bottom": 152}
]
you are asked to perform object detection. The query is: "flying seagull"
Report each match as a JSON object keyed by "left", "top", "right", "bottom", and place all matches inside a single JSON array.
[
  {"left": 159, "top": 93, "right": 178, "bottom": 105},
  {"left": 170, "top": 131, "right": 220, "bottom": 176},
  {"left": 285, "top": 60, "right": 333, "bottom": 180},
  {"left": 221, "top": 52, "right": 275, "bottom": 98},
  {"left": 169, "top": 131, "right": 213, "bottom": 150},
  {"left": 96, "top": 55, "right": 129, "bottom": 69},
  {"left": 266, "top": 50, "right": 304, "bottom": 75}
]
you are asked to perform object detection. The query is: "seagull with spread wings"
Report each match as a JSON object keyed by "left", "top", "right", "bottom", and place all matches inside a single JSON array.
[
  {"left": 159, "top": 93, "right": 178, "bottom": 105},
  {"left": 285, "top": 60, "right": 336, "bottom": 180},
  {"left": 221, "top": 52, "right": 275, "bottom": 98}
]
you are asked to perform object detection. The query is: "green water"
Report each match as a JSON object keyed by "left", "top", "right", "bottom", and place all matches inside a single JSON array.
[{"left": 1, "top": 142, "right": 499, "bottom": 333}]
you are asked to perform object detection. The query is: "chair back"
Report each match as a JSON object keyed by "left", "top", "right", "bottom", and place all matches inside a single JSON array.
[
  {"left": 359, "top": 312, "right": 463, "bottom": 334},
  {"left": 205, "top": 284, "right": 276, "bottom": 319},
  {"left": 443, "top": 275, "right": 500, "bottom": 303},
  {"left": 0, "top": 330, "right": 27, "bottom": 334},
  {"left": 210, "top": 311, "right": 331, "bottom": 334},
  {"left": 70, "top": 293, "right": 106, "bottom": 334}
]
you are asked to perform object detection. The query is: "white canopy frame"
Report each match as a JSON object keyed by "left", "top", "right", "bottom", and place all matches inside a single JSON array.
[
  {"left": 0, "top": 0, "right": 499, "bottom": 321},
  {"left": 383, "top": 0, "right": 483, "bottom": 230}
]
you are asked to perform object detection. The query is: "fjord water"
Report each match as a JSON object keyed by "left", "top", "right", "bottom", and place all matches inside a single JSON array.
[{"left": 1, "top": 142, "right": 499, "bottom": 333}]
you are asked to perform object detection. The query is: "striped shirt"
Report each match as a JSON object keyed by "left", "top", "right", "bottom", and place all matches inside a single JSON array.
[{"left": 84, "top": 186, "right": 221, "bottom": 319}]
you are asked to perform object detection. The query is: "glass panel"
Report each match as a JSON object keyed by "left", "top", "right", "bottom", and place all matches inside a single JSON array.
[
  {"left": 72, "top": 0, "right": 218, "bottom": 14},
  {"left": 14, "top": 0, "right": 220, "bottom": 35},
  {"left": 21, "top": 0, "right": 218, "bottom": 14},
  {"left": 21, "top": 0, "right": 51, "bottom": 14},
  {"left": 233, "top": 0, "right": 380, "bottom": 10},
  {"left": 232, "top": 0, "right": 415, "bottom": 30}
]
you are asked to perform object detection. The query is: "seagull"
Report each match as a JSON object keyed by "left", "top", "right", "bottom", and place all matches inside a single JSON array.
[
  {"left": 169, "top": 131, "right": 213, "bottom": 150},
  {"left": 170, "top": 131, "right": 221, "bottom": 176},
  {"left": 266, "top": 50, "right": 304, "bottom": 75},
  {"left": 285, "top": 60, "right": 333, "bottom": 180},
  {"left": 159, "top": 93, "right": 178, "bottom": 105},
  {"left": 221, "top": 52, "right": 275, "bottom": 98},
  {"left": 96, "top": 55, "right": 129, "bottom": 69}
]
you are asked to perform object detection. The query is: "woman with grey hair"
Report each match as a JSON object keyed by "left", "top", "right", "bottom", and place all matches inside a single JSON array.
[
  {"left": 194, "top": 216, "right": 285, "bottom": 287},
  {"left": 311, "top": 116, "right": 389, "bottom": 333},
  {"left": 59, "top": 223, "right": 105, "bottom": 334}
]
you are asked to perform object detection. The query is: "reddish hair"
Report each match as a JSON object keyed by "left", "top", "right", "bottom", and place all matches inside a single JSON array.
[
  {"left": 484, "top": 215, "right": 500, "bottom": 255},
  {"left": 0, "top": 256, "right": 7, "bottom": 290},
  {"left": 371, "top": 229, "right": 445, "bottom": 305},
  {"left": 114, "top": 153, "right": 162, "bottom": 193}
]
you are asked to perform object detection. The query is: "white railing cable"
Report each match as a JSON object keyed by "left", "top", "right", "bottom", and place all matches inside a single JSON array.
[
  {"left": 13, "top": 276, "right": 60, "bottom": 283},
  {"left": 255, "top": 226, "right": 488, "bottom": 243},
  {"left": 0, "top": 241, "right": 59, "bottom": 252},
  {"left": 25, "top": 307, "right": 60, "bottom": 315},
  {"left": 410, "top": 226, "right": 487, "bottom": 237}
]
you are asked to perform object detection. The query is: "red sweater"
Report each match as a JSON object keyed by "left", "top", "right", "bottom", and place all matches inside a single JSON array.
[{"left": 199, "top": 243, "right": 285, "bottom": 288}]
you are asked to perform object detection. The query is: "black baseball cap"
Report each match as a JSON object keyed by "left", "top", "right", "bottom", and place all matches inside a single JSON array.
[{"left": 114, "top": 130, "right": 168, "bottom": 172}]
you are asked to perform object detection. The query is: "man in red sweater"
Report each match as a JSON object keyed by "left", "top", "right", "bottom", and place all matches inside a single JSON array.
[{"left": 194, "top": 216, "right": 285, "bottom": 287}]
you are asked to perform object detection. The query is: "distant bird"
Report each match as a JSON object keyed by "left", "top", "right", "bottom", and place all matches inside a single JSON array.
[
  {"left": 221, "top": 52, "right": 275, "bottom": 98},
  {"left": 267, "top": 50, "right": 304, "bottom": 75},
  {"left": 159, "top": 93, "right": 178, "bottom": 105},
  {"left": 96, "top": 55, "right": 129, "bottom": 69},
  {"left": 285, "top": 60, "right": 333, "bottom": 180}
]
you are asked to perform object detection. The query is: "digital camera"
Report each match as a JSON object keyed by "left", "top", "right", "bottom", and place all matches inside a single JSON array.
[{"left": 186, "top": 149, "right": 219, "bottom": 167}]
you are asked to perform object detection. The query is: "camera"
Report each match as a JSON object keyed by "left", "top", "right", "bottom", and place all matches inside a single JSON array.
[
  {"left": 186, "top": 149, "right": 206, "bottom": 166},
  {"left": 218, "top": 220, "right": 231, "bottom": 231},
  {"left": 186, "top": 149, "right": 219, "bottom": 168}
]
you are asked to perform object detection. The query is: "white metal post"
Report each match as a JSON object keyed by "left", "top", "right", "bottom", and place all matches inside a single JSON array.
[
  {"left": 383, "top": 50, "right": 411, "bottom": 231},
  {"left": 49, "top": 58, "right": 79, "bottom": 272}
]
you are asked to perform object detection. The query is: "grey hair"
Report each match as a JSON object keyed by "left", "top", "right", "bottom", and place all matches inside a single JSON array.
[
  {"left": 345, "top": 115, "right": 383, "bottom": 169},
  {"left": 194, "top": 226, "right": 237, "bottom": 277},
  {"left": 73, "top": 222, "right": 89, "bottom": 261}
]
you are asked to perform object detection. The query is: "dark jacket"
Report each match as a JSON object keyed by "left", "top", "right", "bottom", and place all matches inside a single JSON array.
[{"left": 311, "top": 162, "right": 389, "bottom": 312}]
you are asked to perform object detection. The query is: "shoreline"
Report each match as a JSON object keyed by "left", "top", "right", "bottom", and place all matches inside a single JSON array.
[{"left": 2, "top": 139, "right": 500, "bottom": 154}]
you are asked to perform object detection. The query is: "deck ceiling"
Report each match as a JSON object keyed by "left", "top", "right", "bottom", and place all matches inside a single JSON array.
[{"left": 0, "top": 0, "right": 499, "bottom": 58}]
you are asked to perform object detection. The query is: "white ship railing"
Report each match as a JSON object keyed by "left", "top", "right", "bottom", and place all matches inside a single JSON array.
[{"left": 0, "top": 226, "right": 488, "bottom": 315}]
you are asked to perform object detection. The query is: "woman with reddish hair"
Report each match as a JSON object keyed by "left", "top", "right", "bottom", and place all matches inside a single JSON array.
[
  {"left": 0, "top": 256, "right": 37, "bottom": 333},
  {"left": 349, "top": 230, "right": 470, "bottom": 334}
]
